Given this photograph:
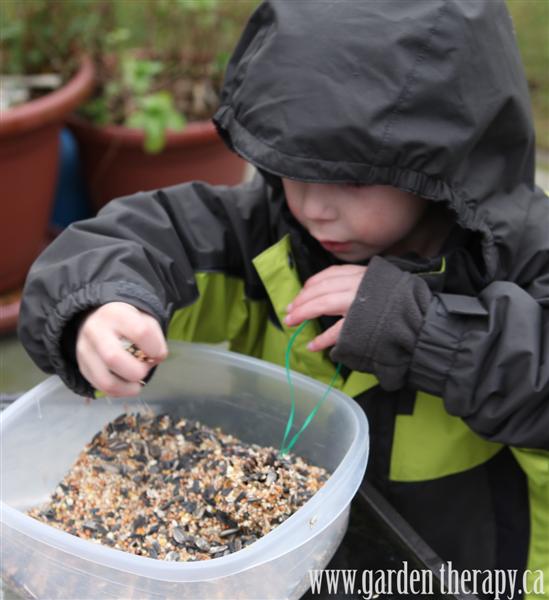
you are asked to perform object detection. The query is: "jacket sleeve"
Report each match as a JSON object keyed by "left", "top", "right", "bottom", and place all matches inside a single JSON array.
[
  {"left": 332, "top": 252, "right": 549, "bottom": 450},
  {"left": 18, "top": 176, "right": 270, "bottom": 396}
]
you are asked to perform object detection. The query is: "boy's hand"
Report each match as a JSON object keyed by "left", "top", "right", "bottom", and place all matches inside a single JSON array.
[
  {"left": 284, "top": 265, "right": 366, "bottom": 351},
  {"left": 76, "top": 302, "right": 168, "bottom": 397}
]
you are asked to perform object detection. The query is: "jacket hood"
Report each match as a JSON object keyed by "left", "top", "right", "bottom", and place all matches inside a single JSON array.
[{"left": 213, "top": 0, "right": 538, "bottom": 279}]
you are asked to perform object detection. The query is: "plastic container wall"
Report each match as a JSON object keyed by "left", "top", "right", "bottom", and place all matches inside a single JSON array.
[{"left": 1, "top": 342, "right": 369, "bottom": 599}]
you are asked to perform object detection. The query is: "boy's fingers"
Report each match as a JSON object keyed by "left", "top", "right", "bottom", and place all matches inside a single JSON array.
[
  {"left": 303, "top": 265, "right": 366, "bottom": 288},
  {"left": 111, "top": 307, "right": 168, "bottom": 361},
  {"left": 77, "top": 302, "right": 166, "bottom": 391},
  {"left": 290, "top": 276, "right": 360, "bottom": 310},
  {"left": 75, "top": 333, "right": 94, "bottom": 379},
  {"left": 307, "top": 320, "right": 344, "bottom": 352},
  {"left": 293, "top": 279, "right": 344, "bottom": 306},
  {"left": 83, "top": 302, "right": 167, "bottom": 363},
  {"left": 288, "top": 266, "right": 365, "bottom": 312},
  {"left": 285, "top": 291, "right": 356, "bottom": 326},
  {"left": 94, "top": 332, "right": 152, "bottom": 383},
  {"left": 79, "top": 342, "right": 143, "bottom": 397}
]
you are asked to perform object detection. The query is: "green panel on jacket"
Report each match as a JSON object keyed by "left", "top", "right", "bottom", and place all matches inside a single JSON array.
[
  {"left": 390, "top": 392, "right": 502, "bottom": 482},
  {"left": 252, "top": 235, "right": 344, "bottom": 385},
  {"left": 511, "top": 448, "right": 549, "bottom": 598},
  {"left": 168, "top": 271, "right": 266, "bottom": 357}
]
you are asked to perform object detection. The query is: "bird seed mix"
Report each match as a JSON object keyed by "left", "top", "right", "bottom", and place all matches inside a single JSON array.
[{"left": 28, "top": 412, "right": 329, "bottom": 561}]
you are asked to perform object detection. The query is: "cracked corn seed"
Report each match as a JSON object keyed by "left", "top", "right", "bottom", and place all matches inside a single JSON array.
[{"left": 28, "top": 412, "right": 329, "bottom": 561}]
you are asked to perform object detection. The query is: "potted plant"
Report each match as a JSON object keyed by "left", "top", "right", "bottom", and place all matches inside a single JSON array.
[
  {"left": 0, "top": 0, "right": 96, "bottom": 332},
  {"left": 67, "top": 0, "right": 259, "bottom": 212}
]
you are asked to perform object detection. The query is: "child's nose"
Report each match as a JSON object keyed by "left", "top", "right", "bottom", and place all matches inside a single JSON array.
[{"left": 302, "top": 185, "right": 338, "bottom": 221}]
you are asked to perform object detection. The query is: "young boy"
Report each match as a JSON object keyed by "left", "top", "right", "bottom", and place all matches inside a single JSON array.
[{"left": 18, "top": 0, "right": 548, "bottom": 591}]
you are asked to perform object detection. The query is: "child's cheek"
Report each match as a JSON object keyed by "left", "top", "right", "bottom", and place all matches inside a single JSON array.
[{"left": 285, "top": 197, "right": 302, "bottom": 223}]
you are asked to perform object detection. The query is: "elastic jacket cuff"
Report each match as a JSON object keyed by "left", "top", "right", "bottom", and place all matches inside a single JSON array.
[
  {"left": 407, "top": 293, "right": 487, "bottom": 396},
  {"left": 331, "top": 256, "right": 432, "bottom": 390}
]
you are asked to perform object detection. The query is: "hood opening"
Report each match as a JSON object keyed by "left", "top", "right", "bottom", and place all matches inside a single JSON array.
[{"left": 214, "top": 0, "right": 535, "bottom": 282}]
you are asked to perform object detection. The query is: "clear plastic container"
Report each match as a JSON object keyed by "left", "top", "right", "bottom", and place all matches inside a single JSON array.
[{"left": 1, "top": 342, "right": 369, "bottom": 599}]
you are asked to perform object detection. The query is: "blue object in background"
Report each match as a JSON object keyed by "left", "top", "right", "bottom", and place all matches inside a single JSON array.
[{"left": 50, "top": 128, "right": 92, "bottom": 231}]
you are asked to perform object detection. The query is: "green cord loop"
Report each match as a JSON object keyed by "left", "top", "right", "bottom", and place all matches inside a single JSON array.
[{"left": 279, "top": 320, "right": 342, "bottom": 455}]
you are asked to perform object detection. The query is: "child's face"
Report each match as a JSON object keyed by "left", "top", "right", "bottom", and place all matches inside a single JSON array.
[{"left": 283, "top": 179, "right": 428, "bottom": 262}]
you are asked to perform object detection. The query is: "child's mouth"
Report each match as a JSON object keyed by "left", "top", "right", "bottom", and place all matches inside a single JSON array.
[{"left": 319, "top": 240, "right": 353, "bottom": 253}]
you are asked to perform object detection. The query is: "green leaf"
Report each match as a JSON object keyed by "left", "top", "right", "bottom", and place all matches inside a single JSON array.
[
  {"left": 0, "top": 20, "right": 23, "bottom": 43},
  {"left": 165, "top": 111, "right": 186, "bottom": 131},
  {"left": 126, "top": 111, "right": 147, "bottom": 130},
  {"left": 122, "top": 57, "right": 163, "bottom": 96},
  {"left": 143, "top": 117, "right": 165, "bottom": 154},
  {"left": 79, "top": 97, "right": 110, "bottom": 126},
  {"left": 105, "top": 27, "right": 131, "bottom": 50},
  {"left": 139, "top": 91, "right": 171, "bottom": 113},
  {"left": 126, "top": 90, "right": 185, "bottom": 152}
]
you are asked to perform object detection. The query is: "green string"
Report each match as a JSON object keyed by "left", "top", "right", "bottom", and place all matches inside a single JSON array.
[{"left": 279, "top": 320, "right": 342, "bottom": 456}]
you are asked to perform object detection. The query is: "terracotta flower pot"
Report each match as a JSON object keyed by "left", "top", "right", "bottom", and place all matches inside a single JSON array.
[
  {"left": 67, "top": 115, "right": 247, "bottom": 212},
  {"left": 0, "top": 57, "right": 95, "bottom": 295}
]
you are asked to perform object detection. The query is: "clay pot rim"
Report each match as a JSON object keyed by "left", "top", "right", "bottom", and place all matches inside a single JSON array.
[
  {"left": 0, "top": 56, "right": 95, "bottom": 138},
  {"left": 67, "top": 113, "right": 220, "bottom": 149}
]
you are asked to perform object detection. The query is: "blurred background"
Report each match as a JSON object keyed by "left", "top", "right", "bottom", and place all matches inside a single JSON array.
[
  {"left": 0, "top": 0, "right": 260, "bottom": 340},
  {"left": 0, "top": 0, "right": 548, "bottom": 390}
]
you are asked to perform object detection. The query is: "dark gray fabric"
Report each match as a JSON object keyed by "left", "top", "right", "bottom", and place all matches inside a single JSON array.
[
  {"left": 410, "top": 283, "right": 549, "bottom": 449},
  {"left": 331, "top": 256, "right": 432, "bottom": 391}
]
